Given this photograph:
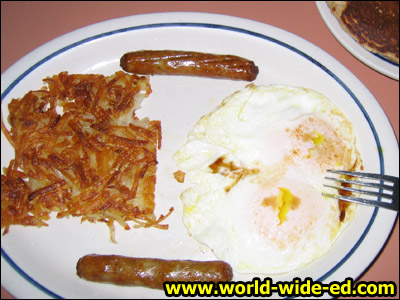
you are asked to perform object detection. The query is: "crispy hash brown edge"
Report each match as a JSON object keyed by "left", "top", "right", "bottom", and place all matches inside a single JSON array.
[{"left": 1, "top": 71, "right": 173, "bottom": 242}]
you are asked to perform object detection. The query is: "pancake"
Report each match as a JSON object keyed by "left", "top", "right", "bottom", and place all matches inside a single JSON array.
[{"left": 327, "top": 1, "right": 399, "bottom": 64}]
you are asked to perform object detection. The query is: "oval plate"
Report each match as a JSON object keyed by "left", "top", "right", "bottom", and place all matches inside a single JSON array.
[{"left": 1, "top": 12, "right": 399, "bottom": 298}]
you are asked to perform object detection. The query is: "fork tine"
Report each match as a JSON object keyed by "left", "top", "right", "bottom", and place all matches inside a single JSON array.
[
  {"left": 323, "top": 170, "right": 399, "bottom": 211},
  {"left": 323, "top": 183, "right": 393, "bottom": 199},
  {"left": 326, "top": 169, "right": 397, "bottom": 182},
  {"left": 322, "top": 192, "right": 398, "bottom": 211},
  {"left": 325, "top": 176, "right": 394, "bottom": 191}
]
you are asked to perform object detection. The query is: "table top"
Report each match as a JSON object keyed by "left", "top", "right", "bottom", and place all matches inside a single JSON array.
[{"left": 1, "top": 1, "right": 398, "bottom": 299}]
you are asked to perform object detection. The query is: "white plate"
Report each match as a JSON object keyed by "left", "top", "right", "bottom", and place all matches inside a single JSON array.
[
  {"left": 1, "top": 12, "right": 399, "bottom": 299},
  {"left": 316, "top": 1, "right": 399, "bottom": 80}
]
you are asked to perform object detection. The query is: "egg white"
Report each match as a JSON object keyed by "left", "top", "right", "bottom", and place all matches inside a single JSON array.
[{"left": 174, "top": 84, "right": 362, "bottom": 274}]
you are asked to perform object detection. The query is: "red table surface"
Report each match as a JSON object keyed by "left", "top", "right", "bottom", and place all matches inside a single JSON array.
[{"left": 1, "top": 1, "right": 398, "bottom": 299}]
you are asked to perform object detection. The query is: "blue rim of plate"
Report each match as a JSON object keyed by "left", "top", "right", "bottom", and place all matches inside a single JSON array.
[
  {"left": 1, "top": 22, "right": 384, "bottom": 298},
  {"left": 372, "top": 52, "right": 399, "bottom": 67}
]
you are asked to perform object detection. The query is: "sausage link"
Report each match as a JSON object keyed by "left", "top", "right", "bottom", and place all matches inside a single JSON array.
[
  {"left": 76, "top": 254, "right": 233, "bottom": 289},
  {"left": 120, "top": 50, "right": 259, "bottom": 81}
]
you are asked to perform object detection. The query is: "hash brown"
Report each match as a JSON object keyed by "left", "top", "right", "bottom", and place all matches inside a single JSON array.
[{"left": 1, "top": 71, "right": 172, "bottom": 241}]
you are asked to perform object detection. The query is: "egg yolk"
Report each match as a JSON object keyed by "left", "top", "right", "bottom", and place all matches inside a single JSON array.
[
  {"left": 312, "top": 131, "right": 324, "bottom": 146},
  {"left": 306, "top": 131, "right": 325, "bottom": 158},
  {"left": 276, "top": 187, "right": 295, "bottom": 225},
  {"left": 261, "top": 187, "right": 300, "bottom": 225}
]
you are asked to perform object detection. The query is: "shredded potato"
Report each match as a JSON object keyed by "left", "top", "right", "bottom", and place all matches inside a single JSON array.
[{"left": 1, "top": 71, "right": 173, "bottom": 242}]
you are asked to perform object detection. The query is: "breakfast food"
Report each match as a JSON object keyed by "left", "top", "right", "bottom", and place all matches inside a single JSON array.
[
  {"left": 327, "top": 1, "right": 399, "bottom": 64},
  {"left": 77, "top": 254, "right": 233, "bottom": 289},
  {"left": 120, "top": 50, "right": 259, "bottom": 81},
  {"left": 174, "top": 84, "right": 362, "bottom": 274},
  {"left": 1, "top": 71, "right": 172, "bottom": 241}
]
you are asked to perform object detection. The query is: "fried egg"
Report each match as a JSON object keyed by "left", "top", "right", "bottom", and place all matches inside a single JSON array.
[{"left": 174, "top": 84, "right": 362, "bottom": 274}]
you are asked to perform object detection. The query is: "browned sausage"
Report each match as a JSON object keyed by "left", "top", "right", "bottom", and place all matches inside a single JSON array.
[
  {"left": 76, "top": 254, "right": 233, "bottom": 289},
  {"left": 120, "top": 50, "right": 259, "bottom": 81}
]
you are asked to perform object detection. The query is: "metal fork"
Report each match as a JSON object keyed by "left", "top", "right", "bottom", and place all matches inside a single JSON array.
[{"left": 322, "top": 170, "right": 399, "bottom": 211}]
